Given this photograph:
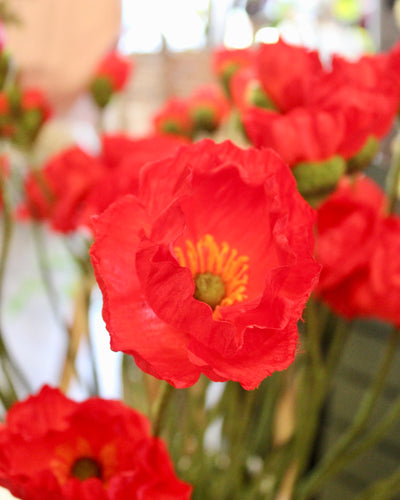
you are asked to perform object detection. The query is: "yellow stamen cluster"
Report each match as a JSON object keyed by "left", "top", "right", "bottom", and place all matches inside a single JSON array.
[{"left": 174, "top": 234, "right": 249, "bottom": 312}]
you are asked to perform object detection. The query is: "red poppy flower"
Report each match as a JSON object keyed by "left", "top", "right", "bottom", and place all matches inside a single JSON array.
[
  {"left": 315, "top": 175, "right": 386, "bottom": 292},
  {"left": 19, "top": 148, "right": 99, "bottom": 230},
  {"left": 90, "top": 139, "right": 320, "bottom": 390},
  {"left": 100, "top": 133, "right": 188, "bottom": 171},
  {"left": 153, "top": 98, "right": 194, "bottom": 138},
  {"left": 256, "top": 39, "right": 324, "bottom": 112},
  {"left": 78, "top": 134, "right": 188, "bottom": 227},
  {"left": 243, "top": 40, "right": 398, "bottom": 171},
  {"left": 19, "top": 147, "right": 107, "bottom": 233},
  {"left": 314, "top": 175, "right": 400, "bottom": 324},
  {"left": 211, "top": 46, "right": 255, "bottom": 95},
  {"left": 243, "top": 106, "right": 345, "bottom": 166},
  {"left": 187, "top": 84, "right": 231, "bottom": 132},
  {"left": 19, "top": 134, "right": 187, "bottom": 233},
  {"left": 318, "top": 215, "right": 400, "bottom": 326},
  {"left": 230, "top": 67, "right": 276, "bottom": 112},
  {"left": 21, "top": 88, "right": 52, "bottom": 122},
  {"left": 0, "top": 386, "right": 192, "bottom": 500},
  {"left": 330, "top": 51, "right": 393, "bottom": 91},
  {"left": 306, "top": 72, "right": 399, "bottom": 158},
  {"left": 94, "top": 52, "right": 133, "bottom": 92}
]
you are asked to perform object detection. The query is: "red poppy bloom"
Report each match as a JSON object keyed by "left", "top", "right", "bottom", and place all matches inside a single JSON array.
[
  {"left": 20, "top": 133, "right": 187, "bottom": 233},
  {"left": 230, "top": 67, "right": 276, "bottom": 112},
  {"left": 316, "top": 175, "right": 386, "bottom": 292},
  {"left": 243, "top": 40, "right": 399, "bottom": 171},
  {"left": 21, "top": 88, "right": 52, "bottom": 122},
  {"left": 0, "top": 386, "right": 192, "bottom": 500},
  {"left": 19, "top": 147, "right": 107, "bottom": 233},
  {"left": 187, "top": 84, "right": 231, "bottom": 132},
  {"left": 211, "top": 46, "right": 254, "bottom": 95},
  {"left": 243, "top": 106, "right": 345, "bottom": 166},
  {"left": 90, "top": 139, "right": 320, "bottom": 390},
  {"left": 256, "top": 39, "right": 324, "bottom": 112},
  {"left": 153, "top": 98, "right": 194, "bottom": 138},
  {"left": 318, "top": 215, "right": 400, "bottom": 326},
  {"left": 94, "top": 52, "right": 133, "bottom": 92},
  {"left": 306, "top": 72, "right": 399, "bottom": 158},
  {"left": 100, "top": 133, "right": 187, "bottom": 171},
  {"left": 78, "top": 134, "right": 188, "bottom": 227},
  {"left": 314, "top": 175, "right": 400, "bottom": 325}
]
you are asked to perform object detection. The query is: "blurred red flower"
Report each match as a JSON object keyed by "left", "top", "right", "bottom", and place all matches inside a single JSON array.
[
  {"left": 94, "top": 51, "right": 133, "bottom": 92},
  {"left": 243, "top": 106, "right": 345, "bottom": 166},
  {"left": 242, "top": 40, "right": 399, "bottom": 168},
  {"left": 21, "top": 87, "right": 53, "bottom": 122},
  {"left": 20, "top": 147, "right": 106, "bottom": 232},
  {"left": 153, "top": 98, "right": 194, "bottom": 138},
  {"left": 187, "top": 84, "right": 231, "bottom": 132},
  {"left": 19, "top": 133, "right": 186, "bottom": 233},
  {"left": 256, "top": 39, "right": 324, "bottom": 112},
  {"left": 315, "top": 175, "right": 400, "bottom": 325},
  {"left": 316, "top": 175, "right": 386, "bottom": 291},
  {"left": 90, "top": 139, "right": 320, "bottom": 390},
  {"left": 211, "top": 46, "right": 254, "bottom": 96},
  {"left": 0, "top": 386, "right": 191, "bottom": 500}
]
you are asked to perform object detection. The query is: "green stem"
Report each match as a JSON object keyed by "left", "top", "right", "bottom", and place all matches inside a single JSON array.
[
  {"left": 356, "top": 466, "right": 400, "bottom": 500},
  {"left": 152, "top": 382, "right": 175, "bottom": 437},
  {"left": 81, "top": 271, "right": 99, "bottom": 396},
  {"left": 387, "top": 129, "right": 400, "bottom": 213},
  {"left": 31, "top": 223, "right": 69, "bottom": 334},
  {"left": 0, "top": 168, "right": 28, "bottom": 402},
  {"left": 296, "top": 328, "right": 400, "bottom": 500},
  {"left": 318, "top": 392, "right": 400, "bottom": 484}
]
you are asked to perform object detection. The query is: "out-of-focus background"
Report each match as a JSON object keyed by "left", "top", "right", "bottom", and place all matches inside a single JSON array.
[{"left": 0, "top": 1, "right": 399, "bottom": 499}]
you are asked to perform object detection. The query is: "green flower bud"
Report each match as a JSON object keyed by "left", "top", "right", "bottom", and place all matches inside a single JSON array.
[
  {"left": 292, "top": 155, "right": 346, "bottom": 205},
  {"left": 90, "top": 76, "right": 113, "bottom": 108},
  {"left": 347, "top": 135, "right": 379, "bottom": 172}
]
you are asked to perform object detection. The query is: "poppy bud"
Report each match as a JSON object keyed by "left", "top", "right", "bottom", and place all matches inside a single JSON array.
[
  {"left": 347, "top": 135, "right": 379, "bottom": 172},
  {"left": 292, "top": 155, "right": 346, "bottom": 205},
  {"left": 0, "top": 50, "right": 10, "bottom": 90},
  {"left": 90, "top": 76, "right": 113, "bottom": 108}
]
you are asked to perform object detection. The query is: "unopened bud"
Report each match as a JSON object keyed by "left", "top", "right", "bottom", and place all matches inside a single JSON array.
[
  {"left": 347, "top": 135, "right": 379, "bottom": 172},
  {"left": 90, "top": 76, "right": 113, "bottom": 108},
  {"left": 292, "top": 155, "right": 346, "bottom": 206}
]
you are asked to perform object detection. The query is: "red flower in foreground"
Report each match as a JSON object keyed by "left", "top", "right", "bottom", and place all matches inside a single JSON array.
[
  {"left": 315, "top": 175, "right": 400, "bottom": 325},
  {"left": 90, "top": 140, "right": 320, "bottom": 390},
  {"left": 0, "top": 386, "right": 191, "bottom": 500}
]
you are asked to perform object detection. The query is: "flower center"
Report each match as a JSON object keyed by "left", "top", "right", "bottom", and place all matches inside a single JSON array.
[
  {"left": 174, "top": 234, "right": 249, "bottom": 312},
  {"left": 70, "top": 457, "right": 102, "bottom": 482},
  {"left": 194, "top": 272, "right": 226, "bottom": 309}
]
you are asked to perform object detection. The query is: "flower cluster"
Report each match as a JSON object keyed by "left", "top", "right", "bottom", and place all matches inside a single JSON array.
[
  {"left": 0, "top": 386, "right": 191, "bottom": 500},
  {"left": 211, "top": 40, "right": 400, "bottom": 201}
]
